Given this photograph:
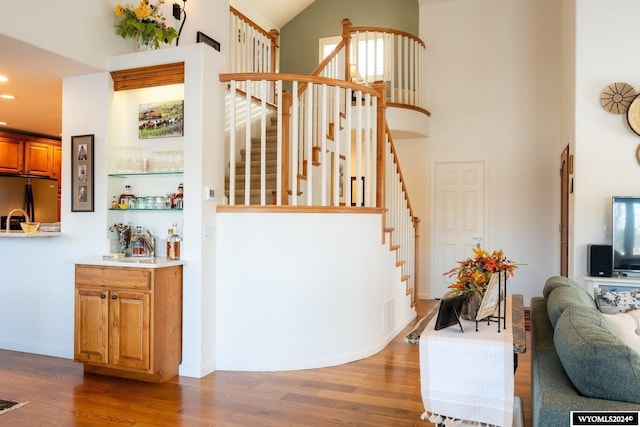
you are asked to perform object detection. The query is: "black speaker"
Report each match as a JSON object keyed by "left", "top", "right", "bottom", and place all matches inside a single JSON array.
[{"left": 587, "top": 244, "right": 612, "bottom": 277}]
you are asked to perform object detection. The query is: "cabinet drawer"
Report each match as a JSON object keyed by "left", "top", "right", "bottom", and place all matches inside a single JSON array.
[{"left": 75, "top": 265, "right": 150, "bottom": 290}]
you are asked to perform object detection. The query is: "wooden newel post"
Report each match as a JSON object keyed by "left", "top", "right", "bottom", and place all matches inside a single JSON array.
[
  {"left": 372, "top": 81, "right": 387, "bottom": 209},
  {"left": 342, "top": 19, "right": 352, "bottom": 82},
  {"left": 280, "top": 91, "right": 292, "bottom": 205}
]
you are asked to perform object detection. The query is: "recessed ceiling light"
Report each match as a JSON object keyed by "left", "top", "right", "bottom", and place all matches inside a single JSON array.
[
  {"left": 0, "top": 94, "right": 15, "bottom": 99},
  {"left": 0, "top": 76, "right": 7, "bottom": 83},
  {"left": 0, "top": 121, "right": 7, "bottom": 126}
]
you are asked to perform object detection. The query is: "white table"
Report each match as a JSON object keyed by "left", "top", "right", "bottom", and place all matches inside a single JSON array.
[{"left": 419, "top": 294, "right": 517, "bottom": 426}]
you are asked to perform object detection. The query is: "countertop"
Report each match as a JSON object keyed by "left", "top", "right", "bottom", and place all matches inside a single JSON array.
[
  {"left": 73, "top": 256, "right": 186, "bottom": 269},
  {"left": 0, "top": 231, "right": 61, "bottom": 238}
]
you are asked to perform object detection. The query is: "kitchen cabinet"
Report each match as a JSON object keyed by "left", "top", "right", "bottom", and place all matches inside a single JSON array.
[
  {"left": 0, "top": 137, "right": 24, "bottom": 174},
  {"left": 24, "top": 140, "right": 53, "bottom": 176},
  {"left": 0, "top": 131, "right": 62, "bottom": 179},
  {"left": 74, "top": 264, "right": 183, "bottom": 383}
]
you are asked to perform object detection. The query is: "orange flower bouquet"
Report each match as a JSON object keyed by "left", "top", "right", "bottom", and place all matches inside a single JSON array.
[{"left": 444, "top": 247, "right": 518, "bottom": 298}]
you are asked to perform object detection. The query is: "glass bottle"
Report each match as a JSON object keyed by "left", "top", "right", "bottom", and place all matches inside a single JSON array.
[
  {"left": 166, "top": 226, "right": 181, "bottom": 260},
  {"left": 174, "top": 183, "right": 184, "bottom": 209},
  {"left": 132, "top": 225, "right": 145, "bottom": 257},
  {"left": 119, "top": 184, "right": 135, "bottom": 206},
  {"left": 111, "top": 196, "right": 118, "bottom": 209}
]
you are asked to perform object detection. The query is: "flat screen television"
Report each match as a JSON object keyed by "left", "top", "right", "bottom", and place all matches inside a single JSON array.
[{"left": 612, "top": 196, "right": 640, "bottom": 275}]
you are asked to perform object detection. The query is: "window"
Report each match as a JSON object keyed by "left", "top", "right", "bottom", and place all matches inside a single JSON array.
[{"left": 319, "top": 34, "right": 387, "bottom": 83}]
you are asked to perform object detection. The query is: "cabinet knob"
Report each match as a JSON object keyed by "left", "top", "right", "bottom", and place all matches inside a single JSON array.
[
  {"left": 111, "top": 295, "right": 117, "bottom": 300},
  {"left": 100, "top": 294, "right": 106, "bottom": 299}
]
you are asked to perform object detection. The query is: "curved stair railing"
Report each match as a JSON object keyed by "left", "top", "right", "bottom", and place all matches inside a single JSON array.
[{"left": 222, "top": 10, "right": 423, "bottom": 307}]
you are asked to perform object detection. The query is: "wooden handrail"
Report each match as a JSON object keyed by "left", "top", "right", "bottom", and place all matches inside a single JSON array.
[
  {"left": 386, "top": 124, "right": 416, "bottom": 222},
  {"left": 220, "top": 73, "right": 381, "bottom": 97},
  {"left": 230, "top": 6, "right": 279, "bottom": 44},
  {"left": 350, "top": 26, "right": 426, "bottom": 48},
  {"left": 298, "top": 38, "right": 349, "bottom": 97}
]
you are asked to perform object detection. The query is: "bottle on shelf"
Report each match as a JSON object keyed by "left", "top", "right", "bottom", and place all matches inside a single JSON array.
[
  {"left": 175, "top": 183, "right": 184, "bottom": 209},
  {"left": 166, "top": 225, "right": 181, "bottom": 260},
  {"left": 132, "top": 225, "right": 146, "bottom": 257},
  {"left": 112, "top": 196, "right": 118, "bottom": 209},
  {"left": 119, "top": 184, "right": 136, "bottom": 207}
]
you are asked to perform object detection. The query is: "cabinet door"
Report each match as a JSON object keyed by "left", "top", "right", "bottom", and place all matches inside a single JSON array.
[
  {"left": 51, "top": 145, "right": 62, "bottom": 186},
  {"left": 109, "top": 290, "right": 150, "bottom": 371},
  {"left": 74, "top": 287, "right": 109, "bottom": 365},
  {"left": 24, "top": 141, "right": 52, "bottom": 176},
  {"left": 0, "top": 138, "right": 24, "bottom": 174}
]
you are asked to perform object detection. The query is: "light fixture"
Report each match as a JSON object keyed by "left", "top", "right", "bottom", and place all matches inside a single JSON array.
[
  {"left": 349, "top": 64, "right": 364, "bottom": 84},
  {"left": 0, "top": 76, "right": 7, "bottom": 83},
  {"left": 0, "top": 94, "right": 15, "bottom": 99},
  {"left": 0, "top": 121, "right": 8, "bottom": 126}
]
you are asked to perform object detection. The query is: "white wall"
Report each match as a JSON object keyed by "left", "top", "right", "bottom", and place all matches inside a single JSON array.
[
  {"left": 411, "top": 0, "right": 562, "bottom": 304},
  {"left": 215, "top": 211, "right": 415, "bottom": 371},
  {"left": 571, "top": 0, "right": 640, "bottom": 279},
  {"left": 0, "top": 0, "right": 228, "bottom": 69}
]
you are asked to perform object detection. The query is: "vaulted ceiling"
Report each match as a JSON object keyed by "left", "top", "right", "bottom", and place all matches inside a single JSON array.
[{"left": 0, "top": 1, "right": 315, "bottom": 138}]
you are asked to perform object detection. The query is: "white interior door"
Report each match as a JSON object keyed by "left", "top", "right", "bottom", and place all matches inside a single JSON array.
[{"left": 431, "top": 161, "right": 486, "bottom": 299}]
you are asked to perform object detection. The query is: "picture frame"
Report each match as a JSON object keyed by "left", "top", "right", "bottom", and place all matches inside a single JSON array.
[
  {"left": 138, "top": 100, "right": 184, "bottom": 139},
  {"left": 197, "top": 31, "right": 221, "bottom": 52},
  {"left": 434, "top": 294, "right": 465, "bottom": 332},
  {"left": 71, "top": 134, "right": 94, "bottom": 212},
  {"left": 476, "top": 272, "right": 501, "bottom": 322},
  {"left": 338, "top": 155, "right": 346, "bottom": 206},
  {"left": 351, "top": 176, "right": 365, "bottom": 206}
]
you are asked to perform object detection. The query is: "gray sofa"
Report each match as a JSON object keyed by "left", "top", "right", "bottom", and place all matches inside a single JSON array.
[{"left": 531, "top": 276, "right": 640, "bottom": 426}]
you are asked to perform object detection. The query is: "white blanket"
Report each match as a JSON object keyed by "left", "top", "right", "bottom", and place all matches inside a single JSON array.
[{"left": 419, "top": 295, "right": 514, "bottom": 426}]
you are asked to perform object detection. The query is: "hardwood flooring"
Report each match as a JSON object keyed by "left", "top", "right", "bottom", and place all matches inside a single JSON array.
[{"left": 0, "top": 300, "right": 531, "bottom": 426}]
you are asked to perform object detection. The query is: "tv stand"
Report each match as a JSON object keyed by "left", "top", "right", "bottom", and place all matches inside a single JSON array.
[{"left": 583, "top": 275, "right": 640, "bottom": 294}]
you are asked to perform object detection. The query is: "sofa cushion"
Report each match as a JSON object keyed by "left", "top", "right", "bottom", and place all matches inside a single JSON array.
[
  {"left": 594, "top": 288, "right": 640, "bottom": 314},
  {"left": 554, "top": 305, "right": 640, "bottom": 403},
  {"left": 546, "top": 286, "right": 597, "bottom": 328},
  {"left": 543, "top": 276, "right": 589, "bottom": 300}
]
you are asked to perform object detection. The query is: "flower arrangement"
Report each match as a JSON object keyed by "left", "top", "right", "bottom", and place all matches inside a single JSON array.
[
  {"left": 444, "top": 247, "right": 518, "bottom": 298},
  {"left": 114, "top": 0, "right": 178, "bottom": 50}
]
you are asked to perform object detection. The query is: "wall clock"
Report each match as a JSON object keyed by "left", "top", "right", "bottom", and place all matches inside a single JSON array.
[
  {"left": 601, "top": 82, "right": 636, "bottom": 114},
  {"left": 627, "top": 95, "right": 640, "bottom": 136}
]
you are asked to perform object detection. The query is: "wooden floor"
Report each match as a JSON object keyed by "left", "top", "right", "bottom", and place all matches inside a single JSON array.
[{"left": 0, "top": 300, "right": 531, "bottom": 426}]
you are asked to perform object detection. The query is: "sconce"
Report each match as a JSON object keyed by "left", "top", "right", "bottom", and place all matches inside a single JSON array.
[{"left": 349, "top": 64, "right": 364, "bottom": 84}]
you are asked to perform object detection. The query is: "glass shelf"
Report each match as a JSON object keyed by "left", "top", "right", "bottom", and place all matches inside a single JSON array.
[
  {"left": 108, "top": 171, "right": 183, "bottom": 177},
  {"left": 109, "top": 208, "right": 183, "bottom": 211}
]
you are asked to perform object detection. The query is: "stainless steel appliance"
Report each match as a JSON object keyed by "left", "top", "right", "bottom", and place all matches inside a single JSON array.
[{"left": 0, "top": 175, "right": 58, "bottom": 229}]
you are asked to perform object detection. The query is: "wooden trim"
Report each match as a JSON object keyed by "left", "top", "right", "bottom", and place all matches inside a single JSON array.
[
  {"left": 111, "top": 62, "right": 185, "bottom": 91},
  {"left": 350, "top": 26, "right": 426, "bottom": 48},
  {"left": 386, "top": 102, "right": 431, "bottom": 117},
  {"left": 217, "top": 205, "right": 385, "bottom": 214}
]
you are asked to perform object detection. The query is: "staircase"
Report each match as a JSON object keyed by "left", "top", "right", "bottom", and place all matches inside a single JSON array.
[{"left": 225, "top": 116, "right": 279, "bottom": 205}]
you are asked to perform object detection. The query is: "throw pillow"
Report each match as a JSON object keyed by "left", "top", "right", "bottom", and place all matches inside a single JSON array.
[
  {"left": 554, "top": 305, "right": 640, "bottom": 403},
  {"left": 602, "top": 310, "right": 640, "bottom": 355},
  {"left": 594, "top": 288, "right": 640, "bottom": 314}
]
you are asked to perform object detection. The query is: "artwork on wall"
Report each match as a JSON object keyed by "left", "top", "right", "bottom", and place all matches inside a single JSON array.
[
  {"left": 71, "top": 134, "right": 94, "bottom": 212},
  {"left": 600, "top": 82, "right": 636, "bottom": 114},
  {"left": 138, "top": 100, "right": 184, "bottom": 139}
]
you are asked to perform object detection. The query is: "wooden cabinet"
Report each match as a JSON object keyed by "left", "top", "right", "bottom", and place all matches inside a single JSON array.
[
  {"left": 24, "top": 141, "right": 53, "bottom": 176},
  {"left": 74, "top": 264, "right": 183, "bottom": 383},
  {"left": 0, "top": 131, "right": 61, "bottom": 178},
  {"left": 0, "top": 138, "right": 24, "bottom": 174}
]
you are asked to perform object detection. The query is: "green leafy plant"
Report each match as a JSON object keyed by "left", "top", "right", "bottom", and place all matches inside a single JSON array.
[
  {"left": 444, "top": 247, "right": 518, "bottom": 297},
  {"left": 114, "top": 0, "right": 178, "bottom": 49}
]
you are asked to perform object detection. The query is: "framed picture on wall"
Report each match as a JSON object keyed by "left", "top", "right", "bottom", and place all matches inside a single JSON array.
[
  {"left": 138, "top": 100, "right": 184, "bottom": 139},
  {"left": 338, "top": 155, "right": 346, "bottom": 206},
  {"left": 71, "top": 134, "right": 94, "bottom": 212}
]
